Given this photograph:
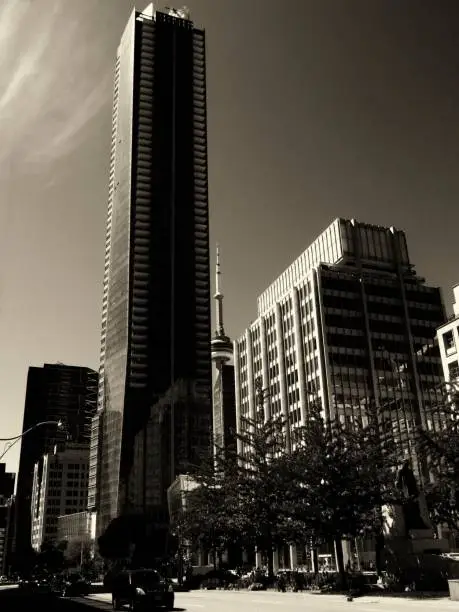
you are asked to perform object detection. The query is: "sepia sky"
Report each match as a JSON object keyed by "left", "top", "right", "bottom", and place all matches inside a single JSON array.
[{"left": 0, "top": 0, "right": 458, "bottom": 473}]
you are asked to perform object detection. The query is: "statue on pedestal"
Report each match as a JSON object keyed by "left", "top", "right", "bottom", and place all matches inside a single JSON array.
[{"left": 395, "top": 460, "right": 431, "bottom": 536}]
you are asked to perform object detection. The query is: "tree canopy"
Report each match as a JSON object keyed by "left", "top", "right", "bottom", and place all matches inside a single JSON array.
[
  {"left": 417, "top": 392, "right": 459, "bottom": 528},
  {"left": 176, "top": 405, "right": 401, "bottom": 577}
]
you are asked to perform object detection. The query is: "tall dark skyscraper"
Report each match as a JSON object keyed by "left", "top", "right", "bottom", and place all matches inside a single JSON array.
[
  {"left": 93, "top": 4, "right": 212, "bottom": 542},
  {"left": 13, "top": 363, "right": 97, "bottom": 559},
  {"left": 0, "top": 463, "right": 15, "bottom": 575}
]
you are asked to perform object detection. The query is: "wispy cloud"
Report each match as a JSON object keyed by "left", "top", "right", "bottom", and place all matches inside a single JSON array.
[{"left": 0, "top": 0, "right": 112, "bottom": 172}]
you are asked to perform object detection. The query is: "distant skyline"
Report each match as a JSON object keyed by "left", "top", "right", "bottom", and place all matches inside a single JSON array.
[{"left": 0, "top": 0, "right": 458, "bottom": 473}]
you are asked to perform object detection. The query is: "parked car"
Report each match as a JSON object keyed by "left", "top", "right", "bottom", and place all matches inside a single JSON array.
[
  {"left": 52, "top": 573, "right": 90, "bottom": 597},
  {"left": 111, "top": 569, "right": 174, "bottom": 610}
]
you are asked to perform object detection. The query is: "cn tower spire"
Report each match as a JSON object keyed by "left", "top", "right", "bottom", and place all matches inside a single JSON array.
[
  {"left": 214, "top": 244, "right": 225, "bottom": 337},
  {"left": 211, "top": 244, "right": 233, "bottom": 366}
]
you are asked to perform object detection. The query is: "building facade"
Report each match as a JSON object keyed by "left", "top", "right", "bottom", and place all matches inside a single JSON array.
[
  {"left": 0, "top": 464, "right": 15, "bottom": 575},
  {"left": 436, "top": 284, "right": 459, "bottom": 392},
  {"left": 14, "top": 364, "right": 97, "bottom": 559},
  {"left": 57, "top": 510, "right": 92, "bottom": 544},
  {"left": 93, "top": 4, "right": 212, "bottom": 540},
  {"left": 235, "top": 218, "right": 446, "bottom": 480},
  {"left": 31, "top": 444, "right": 89, "bottom": 551}
]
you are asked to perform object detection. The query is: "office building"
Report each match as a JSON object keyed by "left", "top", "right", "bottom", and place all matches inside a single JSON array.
[
  {"left": 14, "top": 363, "right": 97, "bottom": 558},
  {"left": 57, "top": 510, "right": 92, "bottom": 545},
  {"left": 31, "top": 444, "right": 89, "bottom": 551},
  {"left": 0, "top": 464, "right": 15, "bottom": 575},
  {"left": 436, "top": 284, "right": 459, "bottom": 393},
  {"left": 235, "top": 218, "right": 446, "bottom": 480},
  {"left": 211, "top": 246, "right": 236, "bottom": 452},
  {"left": 93, "top": 3, "right": 212, "bottom": 542}
]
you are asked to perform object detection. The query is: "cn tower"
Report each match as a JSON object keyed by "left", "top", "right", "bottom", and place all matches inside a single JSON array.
[
  {"left": 210, "top": 245, "right": 235, "bottom": 452},
  {"left": 210, "top": 245, "right": 233, "bottom": 367}
]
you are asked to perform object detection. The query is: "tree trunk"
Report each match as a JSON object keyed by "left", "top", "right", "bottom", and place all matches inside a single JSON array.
[
  {"left": 354, "top": 537, "right": 362, "bottom": 572},
  {"left": 267, "top": 546, "right": 274, "bottom": 578},
  {"left": 333, "top": 537, "right": 346, "bottom": 589},
  {"left": 375, "top": 533, "right": 385, "bottom": 577},
  {"left": 311, "top": 547, "right": 319, "bottom": 574}
]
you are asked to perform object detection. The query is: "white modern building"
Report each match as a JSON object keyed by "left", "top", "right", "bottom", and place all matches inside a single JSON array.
[
  {"left": 31, "top": 444, "right": 89, "bottom": 551},
  {"left": 235, "top": 218, "right": 445, "bottom": 468},
  {"left": 234, "top": 218, "right": 447, "bottom": 570},
  {"left": 436, "top": 284, "right": 459, "bottom": 391}
]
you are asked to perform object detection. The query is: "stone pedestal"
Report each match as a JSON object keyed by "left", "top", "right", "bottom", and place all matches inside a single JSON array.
[
  {"left": 409, "top": 529, "right": 449, "bottom": 554},
  {"left": 255, "top": 549, "right": 262, "bottom": 569},
  {"left": 289, "top": 544, "right": 297, "bottom": 569},
  {"left": 383, "top": 496, "right": 449, "bottom": 555},
  {"left": 385, "top": 533, "right": 449, "bottom": 557}
]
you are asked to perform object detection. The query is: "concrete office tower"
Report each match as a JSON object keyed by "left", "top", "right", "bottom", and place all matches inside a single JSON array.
[
  {"left": 92, "top": 4, "right": 212, "bottom": 541},
  {"left": 13, "top": 364, "right": 97, "bottom": 561},
  {"left": 235, "top": 218, "right": 445, "bottom": 481},
  {"left": 31, "top": 444, "right": 89, "bottom": 551},
  {"left": 211, "top": 246, "right": 236, "bottom": 452}
]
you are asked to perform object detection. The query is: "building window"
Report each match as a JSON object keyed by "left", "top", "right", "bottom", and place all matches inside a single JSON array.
[
  {"left": 444, "top": 331, "right": 456, "bottom": 353},
  {"left": 448, "top": 361, "right": 459, "bottom": 381}
]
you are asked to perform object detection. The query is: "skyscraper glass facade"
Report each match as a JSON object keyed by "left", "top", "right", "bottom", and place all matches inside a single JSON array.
[{"left": 94, "top": 6, "right": 212, "bottom": 537}]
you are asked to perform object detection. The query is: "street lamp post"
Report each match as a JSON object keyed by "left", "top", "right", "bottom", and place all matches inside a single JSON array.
[{"left": 0, "top": 419, "right": 64, "bottom": 462}]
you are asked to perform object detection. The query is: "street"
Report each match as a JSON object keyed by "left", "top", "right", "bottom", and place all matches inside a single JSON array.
[
  {"left": 0, "top": 585, "right": 92, "bottom": 610},
  {"left": 0, "top": 586, "right": 458, "bottom": 612},
  {"left": 82, "top": 589, "right": 459, "bottom": 612}
]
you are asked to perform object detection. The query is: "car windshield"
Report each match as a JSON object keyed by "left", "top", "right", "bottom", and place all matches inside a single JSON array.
[{"left": 132, "top": 571, "right": 161, "bottom": 588}]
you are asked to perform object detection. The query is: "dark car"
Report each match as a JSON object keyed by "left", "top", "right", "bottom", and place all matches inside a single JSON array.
[
  {"left": 19, "top": 576, "right": 53, "bottom": 594},
  {"left": 111, "top": 569, "right": 174, "bottom": 611},
  {"left": 52, "top": 573, "right": 90, "bottom": 597}
]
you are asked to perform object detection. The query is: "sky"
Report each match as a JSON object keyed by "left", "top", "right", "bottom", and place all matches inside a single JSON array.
[{"left": 0, "top": 0, "right": 458, "bottom": 474}]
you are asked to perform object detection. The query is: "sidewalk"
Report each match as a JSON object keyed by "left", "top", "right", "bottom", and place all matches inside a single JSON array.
[
  {"left": 86, "top": 590, "right": 455, "bottom": 606},
  {"left": 86, "top": 593, "right": 112, "bottom": 603}
]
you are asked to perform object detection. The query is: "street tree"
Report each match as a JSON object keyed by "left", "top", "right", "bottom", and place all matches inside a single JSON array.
[
  {"left": 417, "top": 392, "right": 459, "bottom": 528},
  {"left": 175, "top": 450, "right": 238, "bottom": 569},
  {"left": 229, "top": 413, "right": 296, "bottom": 576},
  {"left": 62, "top": 538, "right": 92, "bottom": 568},
  {"left": 282, "top": 406, "right": 400, "bottom": 581},
  {"left": 177, "top": 414, "right": 295, "bottom": 576}
]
